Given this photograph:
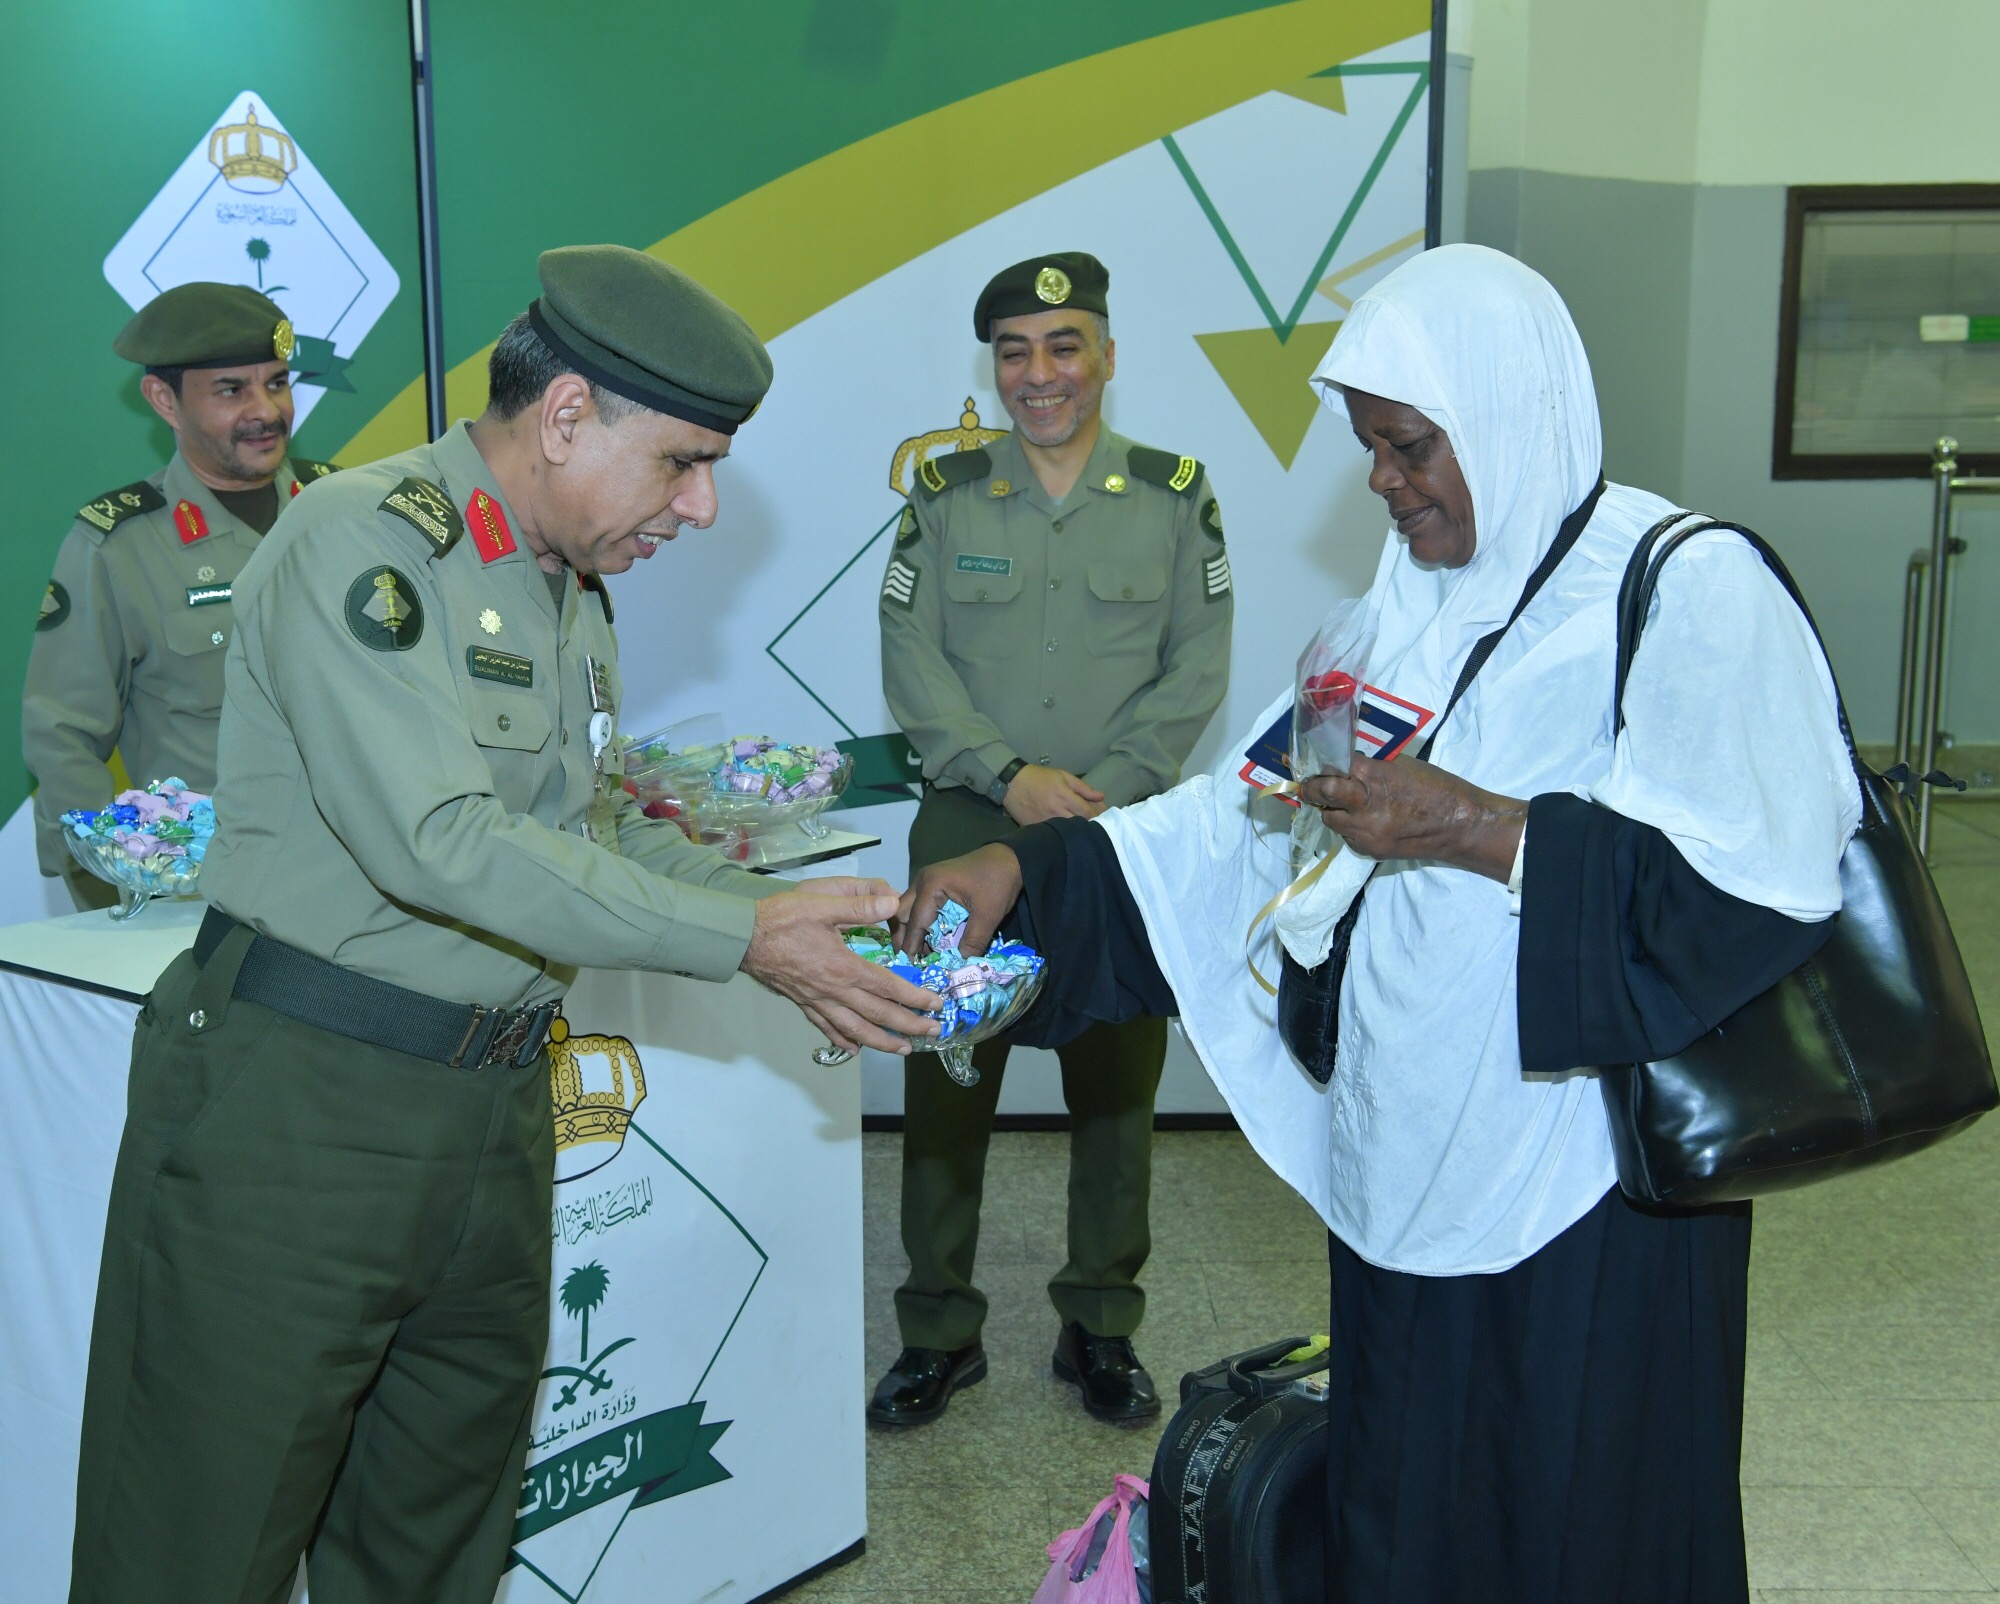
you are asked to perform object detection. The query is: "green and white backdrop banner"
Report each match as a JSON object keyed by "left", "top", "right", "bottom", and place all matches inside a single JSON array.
[{"left": 1, "top": 4, "right": 1433, "bottom": 1598}]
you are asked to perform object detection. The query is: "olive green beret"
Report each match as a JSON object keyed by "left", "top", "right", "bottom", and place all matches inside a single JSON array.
[
  {"left": 528, "top": 245, "right": 774, "bottom": 435},
  {"left": 974, "top": 251, "right": 1109, "bottom": 341},
  {"left": 113, "top": 282, "right": 294, "bottom": 369}
]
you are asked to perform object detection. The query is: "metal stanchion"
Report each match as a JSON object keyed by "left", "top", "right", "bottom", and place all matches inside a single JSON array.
[
  {"left": 1913, "top": 437, "right": 2000, "bottom": 856},
  {"left": 1894, "top": 549, "right": 1928, "bottom": 771}
]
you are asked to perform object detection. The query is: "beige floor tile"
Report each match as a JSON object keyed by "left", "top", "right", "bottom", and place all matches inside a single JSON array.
[
  {"left": 1919, "top": 1486, "right": 2000, "bottom": 1588},
  {"left": 1746, "top": 1327, "right": 1834, "bottom": 1400},
  {"left": 1742, "top": 1485, "right": 1991, "bottom": 1590},
  {"left": 1785, "top": 1321, "right": 2000, "bottom": 1402},
  {"left": 1741, "top": 1399, "right": 2000, "bottom": 1487},
  {"left": 1757, "top": 1594, "right": 2000, "bottom": 1602}
]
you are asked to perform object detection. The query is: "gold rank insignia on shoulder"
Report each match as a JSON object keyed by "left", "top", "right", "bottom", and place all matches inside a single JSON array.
[
  {"left": 989, "top": 479, "right": 1011, "bottom": 497},
  {"left": 479, "top": 608, "right": 502, "bottom": 635},
  {"left": 78, "top": 480, "right": 166, "bottom": 534},
  {"left": 1035, "top": 266, "right": 1072, "bottom": 304},
  {"left": 380, "top": 477, "right": 464, "bottom": 559},
  {"left": 1103, "top": 473, "right": 1127, "bottom": 493}
]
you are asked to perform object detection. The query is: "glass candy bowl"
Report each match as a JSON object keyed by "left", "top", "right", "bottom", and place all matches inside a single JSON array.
[
  {"left": 64, "top": 831, "right": 202, "bottom": 920},
  {"left": 695, "top": 751, "right": 853, "bottom": 841},
  {"left": 817, "top": 927, "right": 1047, "bottom": 1086}
]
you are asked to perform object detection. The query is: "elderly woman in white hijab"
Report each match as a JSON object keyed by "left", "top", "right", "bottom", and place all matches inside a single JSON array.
[{"left": 895, "top": 245, "right": 1859, "bottom": 1603}]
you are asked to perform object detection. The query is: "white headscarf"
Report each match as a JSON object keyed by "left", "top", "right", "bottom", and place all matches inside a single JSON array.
[{"left": 1099, "top": 246, "right": 1859, "bottom": 1274}]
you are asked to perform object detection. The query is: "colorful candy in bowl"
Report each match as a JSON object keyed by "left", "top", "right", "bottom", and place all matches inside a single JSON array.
[
  {"left": 62, "top": 778, "right": 215, "bottom": 920},
  {"left": 624, "top": 727, "right": 852, "bottom": 848},
  {"left": 836, "top": 899, "right": 1046, "bottom": 1085}
]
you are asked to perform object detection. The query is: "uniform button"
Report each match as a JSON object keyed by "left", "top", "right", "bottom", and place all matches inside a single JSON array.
[
  {"left": 976, "top": 587, "right": 988, "bottom": 601},
  {"left": 211, "top": 630, "right": 225, "bottom": 645},
  {"left": 497, "top": 714, "right": 512, "bottom": 731},
  {"left": 1045, "top": 640, "right": 1058, "bottom": 653},
  {"left": 1052, "top": 519, "right": 1064, "bottom": 533},
  {"left": 1042, "top": 696, "right": 1055, "bottom": 708},
  {"left": 188, "top": 1009, "right": 207, "bottom": 1029},
  {"left": 1122, "top": 586, "right": 1134, "bottom": 599},
  {"left": 1049, "top": 576, "right": 1062, "bottom": 590},
  {"left": 1040, "top": 753, "right": 1051, "bottom": 763}
]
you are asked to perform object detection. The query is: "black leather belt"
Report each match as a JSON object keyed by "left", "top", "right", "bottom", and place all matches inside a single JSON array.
[{"left": 192, "top": 908, "right": 560, "bottom": 1070}]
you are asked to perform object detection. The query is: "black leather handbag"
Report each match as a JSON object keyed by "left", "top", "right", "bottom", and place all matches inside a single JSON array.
[{"left": 1598, "top": 518, "right": 1996, "bottom": 1206}]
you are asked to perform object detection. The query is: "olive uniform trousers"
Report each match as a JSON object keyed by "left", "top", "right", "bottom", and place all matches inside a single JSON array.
[
  {"left": 897, "top": 785, "right": 1167, "bottom": 1350},
  {"left": 70, "top": 924, "right": 553, "bottom": 1604}
]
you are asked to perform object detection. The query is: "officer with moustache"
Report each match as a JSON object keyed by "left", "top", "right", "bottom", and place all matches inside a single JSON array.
[
  {"left": 875, "top": 253, "right": 1232, "bottom": 1426},
  {"left": 23, "top": 282, "right": 338, "bottom": 909},
  {"left": 67, "top": 247, "right": 940, "bottom": 1604}
]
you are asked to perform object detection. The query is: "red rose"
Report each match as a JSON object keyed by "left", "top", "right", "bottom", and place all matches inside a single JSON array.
[{"left": 1303, "top": 670, "right": 1358, "bottom": 711}]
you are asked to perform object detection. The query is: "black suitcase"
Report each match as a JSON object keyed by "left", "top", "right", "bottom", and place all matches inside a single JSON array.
[{"left": 1147, "top": 1336, "right": 1329, "bottom": 1603}]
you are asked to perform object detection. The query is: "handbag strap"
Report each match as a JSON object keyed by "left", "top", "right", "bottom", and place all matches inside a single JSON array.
[
  {"left": 1414, "top": 476, "right": 1607, "bottom": 763},
  {"left": 1613, "top": 515, "right": 1863, "bottom": 783}
]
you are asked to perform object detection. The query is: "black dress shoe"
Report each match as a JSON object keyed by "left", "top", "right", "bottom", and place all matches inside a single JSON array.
[
  {"left": 1053, "top": 1321, "right": 1161, "bottom": 1423},
  {"left": 867, "top": 1343, "right": 988, "bottom": 1428}
]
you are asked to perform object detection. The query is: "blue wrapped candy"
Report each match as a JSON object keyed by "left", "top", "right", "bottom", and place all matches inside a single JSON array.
[{"left": 841, "top": 899, "right": 1046, "bottom": 1085}]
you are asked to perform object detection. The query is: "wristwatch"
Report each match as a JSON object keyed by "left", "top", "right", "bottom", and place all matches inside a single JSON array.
[{"left": 986, "top": 758, "right": 1027, "bottom": 807}]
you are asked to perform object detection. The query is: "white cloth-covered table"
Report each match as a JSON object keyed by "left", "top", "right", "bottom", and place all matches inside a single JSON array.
[{"left": 0, "top": 837, "right": 877, "bottom": 1603}]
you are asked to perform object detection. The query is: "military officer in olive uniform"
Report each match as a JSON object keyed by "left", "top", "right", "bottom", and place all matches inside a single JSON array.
[
  {"left": 68, "top": 247, "right": 939, "bottom": 1604},
  {"left": 23, "top": 282, "right": 338, "bottom": 910},
  {"left": 874, "top": 253, "right": 1232, "bottom": 1426}
]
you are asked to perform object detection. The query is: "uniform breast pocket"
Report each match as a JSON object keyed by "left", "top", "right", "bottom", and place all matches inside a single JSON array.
[
  {"left": 163, "top": 608, "right": 233, "bottom": 660},
  {"left": 1086, "top": 562, "right": 1168, "bottom": 659},
  {"left": 943, "top": 569, "right": 1024, "bottom": 663},
  {"left": 465, "top": 684, "right": 552, "bottom": 753}
]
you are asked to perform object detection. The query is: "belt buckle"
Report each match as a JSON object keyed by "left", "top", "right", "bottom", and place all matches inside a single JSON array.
[{"left": 482, "top": 1001, "right": 558, "bottom": 1069}]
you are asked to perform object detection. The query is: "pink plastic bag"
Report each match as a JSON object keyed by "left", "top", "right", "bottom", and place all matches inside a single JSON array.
[{"left": 1034, "top": 1473, "right": 1149, "bottom": 1604}]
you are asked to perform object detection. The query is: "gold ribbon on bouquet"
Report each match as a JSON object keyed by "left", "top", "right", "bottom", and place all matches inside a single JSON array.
[{"left": 1245, "top": 778, "right": 1333, "bottom": 996}]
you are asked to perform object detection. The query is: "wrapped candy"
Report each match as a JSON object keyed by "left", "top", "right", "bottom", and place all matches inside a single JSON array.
[
  {"left": 61, "top": 777, "right": 214, "bottom": 918},
  {"left": 1291, "top": 599, "right": 1375, "bottom": 779},
  {"left": 842, "top": 899, "right": 1046, "bottom": 1079}
]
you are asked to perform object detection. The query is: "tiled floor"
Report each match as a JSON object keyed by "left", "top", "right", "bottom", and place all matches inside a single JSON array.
[{"left": 793, "top": 802, "right": 2000, "bottom": 1602}]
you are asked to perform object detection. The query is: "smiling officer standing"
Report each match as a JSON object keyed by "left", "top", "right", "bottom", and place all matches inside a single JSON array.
[
  {"left": 23, "top": 282, "right": 337, "bottom": 908},
  {"left": 67, "top": 246, "right": 939, "bottom": 1604},
  {"left": 874, "top": 252, "right": 1232, "bottom": 1427}
]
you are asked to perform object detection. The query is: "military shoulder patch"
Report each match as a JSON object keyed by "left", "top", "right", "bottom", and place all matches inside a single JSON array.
[
  {"left": 579, "top": 571, "right": 615, "bottom": 625},
  {"left": 37, "top": 580, "right": 70, "bottom": 632},
  {"left": 895, "top": 502, "right": 921, "bottom": 548},
  {"left": 345, "top": 566, "right": 425, "bottom": 651},
  {"left": 882, "top": 557, "right": 920, "bottom": 611},
  {"left": 1201, "top": 496, "right": 1225, "bottom": 544},
  {"left": 913, "top": 447, "right": 992, "bottom": 502},
  {"left": 77, "top": 480, "right": 166, "bottom": 535},
  {"left": 379, "top": 477, "right": 463, "bottom": 559},
  {"left": 291, "top": 457, "right": 341, "bottom": 482},
  {"left": 1127, "top": 446, "right": 1203, "bottom": 498}
]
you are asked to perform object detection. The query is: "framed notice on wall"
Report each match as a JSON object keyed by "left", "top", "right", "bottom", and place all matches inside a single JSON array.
[{"left": 1774, "top": 184, "right": 2000, "bottom": 479}]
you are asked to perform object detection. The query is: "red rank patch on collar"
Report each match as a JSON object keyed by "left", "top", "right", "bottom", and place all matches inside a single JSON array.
[
  {"left": 467, "top": 488, "right": 517, "bottom": 563},
  {"left": 289, "top": 479, "right": 303, "bottom": 498},
  {"left": 174, "top": 500, "right": 210, "bottom": 544}
]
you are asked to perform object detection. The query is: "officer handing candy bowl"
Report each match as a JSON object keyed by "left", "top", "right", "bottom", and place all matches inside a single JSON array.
[{"left": 66, "top": 246, "right": 941, "bottom": 1604}]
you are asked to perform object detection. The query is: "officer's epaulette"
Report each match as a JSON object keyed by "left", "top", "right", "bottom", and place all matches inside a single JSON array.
[
  {"left": 913, "top": 447, "right": 992, "bottom": 502},
  {"left": 379, "top": 476, "right": 464, "bottom": 559},
  {"left": 291, "top": 457, "right": 341, "bottom": 482},
  {"left": 580, "top": 571, "right": 615, "bottom": 625},
  {"left": 77, "top": 480, "right": 166, "bottom": 535},
  {"left": 1126, "top": 446, "right": 1203, "bottom": 498}
]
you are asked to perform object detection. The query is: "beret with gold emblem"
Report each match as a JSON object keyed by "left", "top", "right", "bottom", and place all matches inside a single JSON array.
[
  {"left": 973, "top": 251, "right": 1109, "bottom": 341},
  {"left": 528, "top": 245, "right": 774, "bottom": 435},
  {"left": 113, "top": 282, "right": 294, "bottom": 370}
]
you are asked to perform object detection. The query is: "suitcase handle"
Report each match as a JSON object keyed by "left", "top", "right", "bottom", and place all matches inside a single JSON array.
[{"left": 1224, "top": 1336, "right": 1325, "bottom": 1400}]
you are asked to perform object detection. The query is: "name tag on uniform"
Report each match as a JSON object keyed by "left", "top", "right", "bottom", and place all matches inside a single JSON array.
[
  {"left": 186, "top": 583, "right": 232, "bottom": 607},
  {"left": 954, "top": 554, "right": 1012, "bottom": 577},
  {"left": 466, "top": 645, "right": 534, "bottom": 687}
]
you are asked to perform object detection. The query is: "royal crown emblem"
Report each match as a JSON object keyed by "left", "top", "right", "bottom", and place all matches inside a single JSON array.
[
  {"left": 208, "top": 104, "right": 298, "bottom": 194},
  {"left": 888, "top": 397, "right": 1007, "bottom": 496},
  {"left": 548, "top": 1017, "right": 650, "bottom": 1183}
]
